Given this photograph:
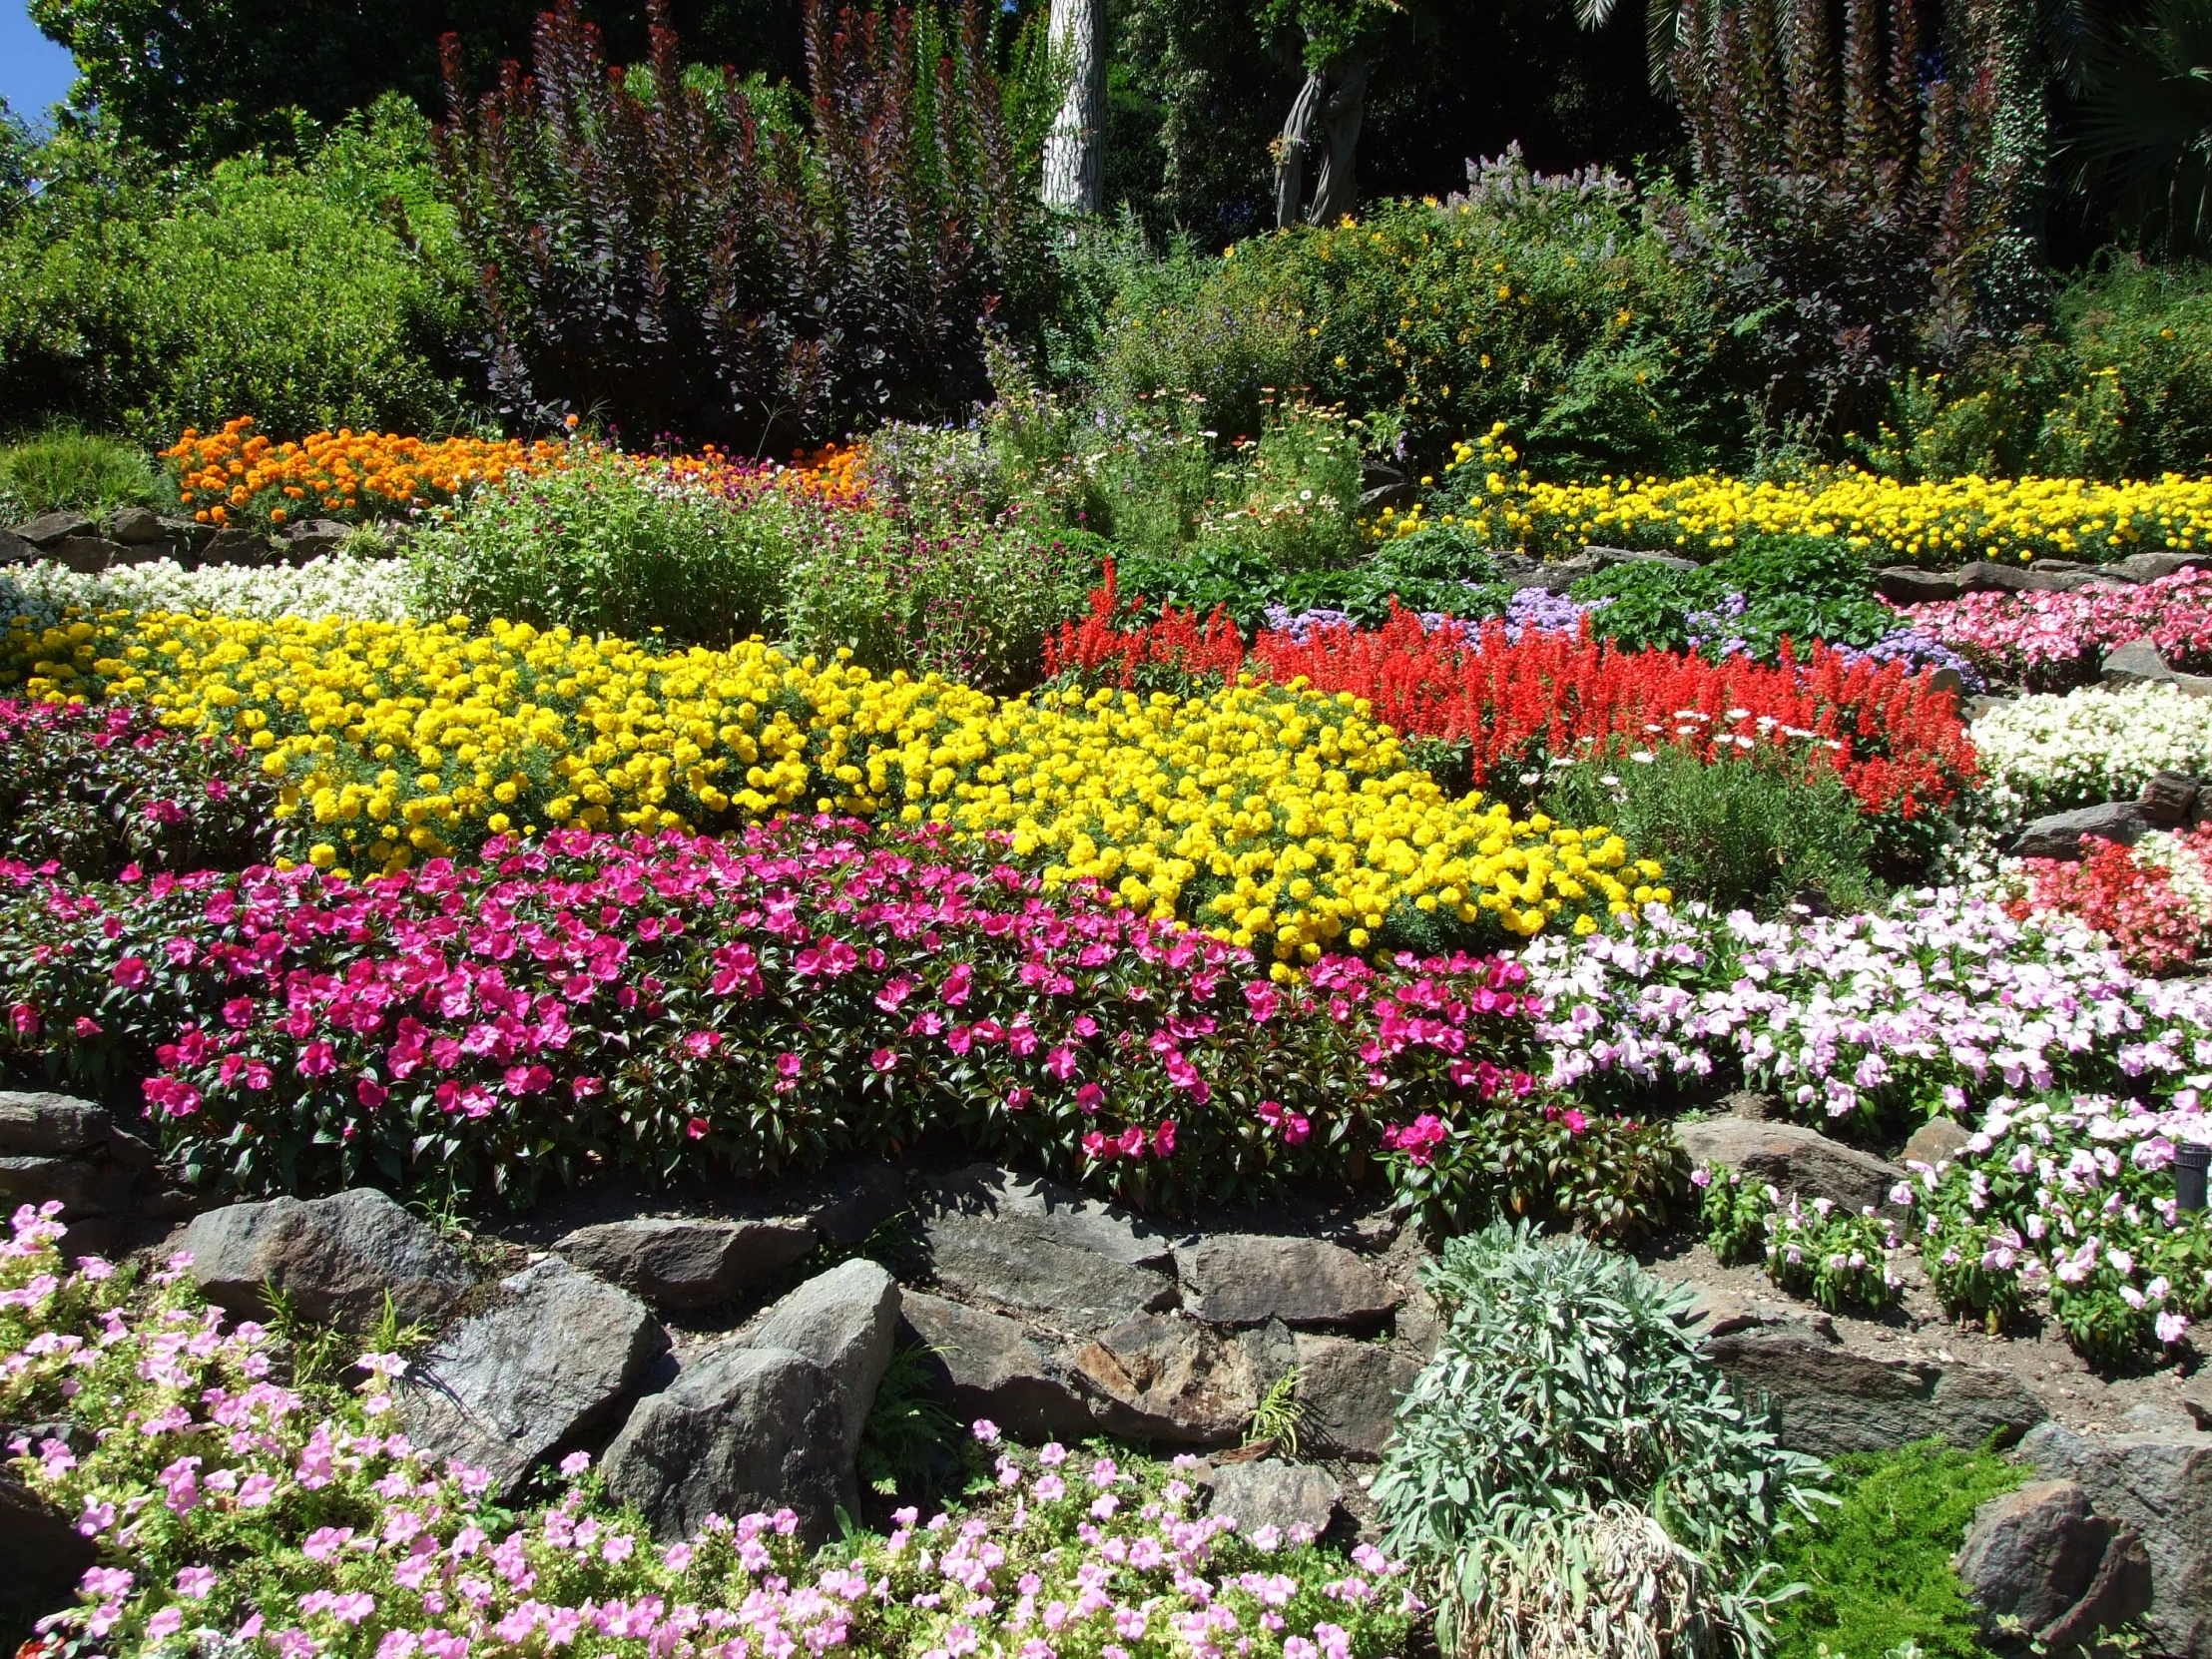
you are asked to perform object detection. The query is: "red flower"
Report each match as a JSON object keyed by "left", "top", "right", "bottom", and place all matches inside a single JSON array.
[
  {"left": 687, "top": 1117, "right": 711, "bottom": 1139},
  {"left": 111, "top": 956, "right": 149, "bottom": 989}
]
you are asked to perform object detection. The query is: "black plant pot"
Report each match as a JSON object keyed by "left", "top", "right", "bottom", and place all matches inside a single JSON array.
[{"left": 2178, "top": 1141, "right": 2211, "bottom": 1214}]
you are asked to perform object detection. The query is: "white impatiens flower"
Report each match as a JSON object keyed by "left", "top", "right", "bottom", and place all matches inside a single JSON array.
[
  {"left": 1970, "top": 684, "right": 2212, "bottom": 836},
  {"left": 0, "top": 554, "right": 421, "bottom": 627}
]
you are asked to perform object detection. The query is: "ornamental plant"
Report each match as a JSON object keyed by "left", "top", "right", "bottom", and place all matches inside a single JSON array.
[
  {"left": 1694, "top": 1167, "right": 1904, "bottom": 1314},
  {"left": 1967, "top": 682, "right": 2212, "bottom": 834},
  {"left": 2005, "top": 830, "right": 2212, "bottom": 976},
  {"left": 1899, "top": 567, "right": 2212, "bottom": 690},
  {"left": 0, "top": 816, "right": 1680, "bottom": 1229},
  {"left": 1045, "top": 598, "right": 1976, "bottom": 850},
  {"left": 1910, "top": 1095, "right": 2212, "bottom": 1367},
  {"left": 1521, "top": 891, "right": 2212, "bottom": 1131},
  {"left": 2, "top": 617, "right": 1655, "bottom": 959},
  {"left": 0, "top": 553, "right": 419, "bottom": 628},
  {"left": 1, "top": 1206, "right": 1414, "bottom": 1659},
  {"left": 0, "top": 698, "right": 276, "bottom": 880}
]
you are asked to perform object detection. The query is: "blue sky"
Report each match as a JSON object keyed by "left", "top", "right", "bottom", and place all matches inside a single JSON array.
[{"left": 3, "top": 0, "right": 77, "bottom": 128}]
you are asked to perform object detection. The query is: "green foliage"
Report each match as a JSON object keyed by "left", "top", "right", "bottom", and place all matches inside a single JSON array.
[
  {"left": 1244, "top": 1367, "right": 1308, "bottom": 1457},
  {"left": 408, "top": 454, "right": 789, "bottom": 647},
  {"left": 0, "top": 102, "right": 468, "bottom": 441},
  {"left": 1767, "top": 1440, "right": 2024, "bottom": 1659},
  {"left": 1374, "top": 1224, "right": 1829, "bottom": 1655},
  {"left": 856, "top": 1342, "right": 965, "bottom": 1498},
  {"left": 1862, "top": 260, "right": 2212, "bottom": 481},
  {"left": 0, "top": 426, "right": 158, "bottom": 516},
  {"left": 1566, "top": 536, "right": 1892, "bottom": 663},
  {"left": 1102, "top": 154, "right": 1742, "bottom": 477},
  {"left": 1538, "top": 747, "right": 1882, "bottom": 918},
  {"left": 1109, "top": 527, "right": 1506, "bottom": 634}
]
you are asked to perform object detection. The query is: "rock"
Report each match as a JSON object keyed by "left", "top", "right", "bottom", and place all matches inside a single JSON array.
[
  {"left": 1726, "top": 1088, "right": 1779, "bottom": 1121},
  {"left": 1959, "top": 561, "right": 2102, "bottom": 594},
  {"left": 185, "top": 1188, "right": 476, "bottom": 1333},
  {"left": 1175, "top": 1235, "right": 1398, "bottom": 1330},
  {"left": 106, "top": 505, "right": 168, "bottom": 545},
  {"left": 1676, "top": 1118, "right": 1906, "bottom": 1216},
  {"left": 2182, "top": 1375, "right": 2212, "bottom": 1432},
  {"left": 1678, "top": 1285, "right": 1833, "bottom": 1342},
  {"left": 899, "top": 1290, "right": 1095, "bottom": 1439},
  {"left": 2019, "top": 1424, "right": 2212, "bottom": 1657},
  {"left": 1587, "top": 545, "right": 1702, "bottom": 571},
  {"left": 0, "top": 1154, "right": 135, "bottom": 1217},
  {"left": 0, "top": 1091, "right": 114, "bottom": 1157},
  {"left": 2104, "top": 639, "right": 2180, "bottom": 688},
  {"left": 2142, "top": 770, "right": 2202, "bottom": 828},
  {"left": 556, "top": 1217, "right": 815, "bottom": 1311},
  {"left": 49, "top": 536, "right": 141, "bottom": 574},
  {"left": 2116, "top": 550, "right": 2212, "bottom": 583},
  {"left": 1707, "top": 1328, "right": 2046, "bottom": 1456},
  {"left": 0, "top": 1462, "right": 96, "bottom": 1617},
  {"left": 280, "top": 518, "right": 352, "bottom": 559},
  {"left": 793, "top": 1161, "right": 907, "bottom": 1248},
  {"left": 157, "top": 515, "right": 214, "bottom": 554},
  {"left": 0, "top": 529, "right": 32, "bottom": 566},
  {"left": 1876, "top": 567, "right": 1964, "bottom": 604},
  {"left": 1072, "top": 1313, "right": 1265, "bottom": 1444},
  {"left": 2011, "top": 802, "right": 2148, "bottom": 860},
  {"left": 1290, "top": 1333, "right": 1422, "bottom": 1459},
  {"left": 198, "top": 527, "right": 276, "bottom": 567},
  {"left": 917, "top": 1164, "right": 1176, "bottom": 1330},
  {"left": 13, "top": 511, "right": 95, "bottom": 548},
  {"left": 1902, "top": 1116, "right": 1973, "bottom": 1173},
  {"left": 1360, "top": 482, "right": 1418, "bottom": 515},
  {"left": 401, "top": 1255, "right": 667, "bottom": 1497},
  {"left": 601, "top": 1343, "right": 846, "bottom": 1542},
  {"left": 1207, "top": 1459, "right": 1343, "bottom": 1540},
  {"left": 745, "top": 1258, "right": 899, "bottom": 1456},
  {"left": 1956, "top": 1479, "right": 2152, "bottom": 1655}
]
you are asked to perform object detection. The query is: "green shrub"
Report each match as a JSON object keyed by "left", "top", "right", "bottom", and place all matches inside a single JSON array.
[
  {"left": 1537, "top": 746, "right": 1882, "bottom": 917},
  {"left": 408, "top": 454, "right": 789, "bottom": 646},
  {"left": 1769, "top": 1440, "right": 2025, "bottom": 1659},
  {"left": 0, "top": 100, "right": 468, "bottom": 442},
  {"left": 1100, "top": 152, "right": 1744, "bottom": 478},
  {"left": 0, "top": 426, "right": 158, "bottom": 517},
  {"left": 1861, "top": 258, "right": 2212, "bottom": 481},
  {"left": 1111, "top": 528, "right": 1506, "bottom": 634},
  {"left": 1374, "top": 1223, "right": 1829, "bottom": 1656}
]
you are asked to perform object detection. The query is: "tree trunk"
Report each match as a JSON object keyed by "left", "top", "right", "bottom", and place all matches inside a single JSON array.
[
  {"left": 1273, "top": 53, "right": 1366, "bottom": 230},
  {"left": 1041, "top": 0, "right": 1106, "bottom": 215}
]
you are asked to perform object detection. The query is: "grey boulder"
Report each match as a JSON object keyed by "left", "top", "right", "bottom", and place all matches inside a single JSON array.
[
  {"left": 1207, "top": 1459, "right": 1343, "bottom": 1540},
  {"left": 1876, "top": 567, "right": 1963, "bottom": 604},
  {"left": 1175, "top": 1234, "right": 1398, "bottom": 1329},
  {"left": 899, "top": 1289, "right": 1095, "bottom": 1439},
  {"left": 2104, "top": 639, "right": 2180, "bottom": 687},
  {"left": 2116, "top": 550, "right": 2212, "bottom": 583},
  {"left": 184, "top": 1187, "right": 474, "bottom": 1333},
  {"left": 1676, "top": 1117, "right": 1906, "bottom": 1216},
  {"left": 1288, "top": 1332, "right": 1422, "bottom": 1460},
  {"left": 1955, "top": 1478, "right": 2152, "bottom": 1656},
  {"left": 2011, "top": 802, "right": 2148, "bottom": 860},
  {"left": 1901, "top": 1115, "right": 1972, "bottom": 1173},
  {"left": 1958, "top": 561, "right": 2102, "bottom": 594},
  {"left": 13, "top": 511, "right": 94, "bottom": 548},
  {"left": 1705, "top": 1327, "right": 2046, "bottom": 1456},
  {"left": 917, "top": 1164, "right": 1176, "bottom": 1329},
  {"left": 2020, "top": 1422, "right": 2212, "bottom": 1657},
  {"left": 556, "top": 1216, "right": 815, "bottom": 1311},
  {"left": 745, "top": 1257, "right": 900, "bottom": 1455},
  {"left": 399, "top": 1256, "right": 667, "bottom": 1496},
  {"left": 0, "top": 1461, "right": 96, "bottom": 1617},
  {"left": 106, "top": 505, "right": 168, "bottom": 545},
  {"left": 602, "top": 1343, "right": 846, "bottom": 1542}
]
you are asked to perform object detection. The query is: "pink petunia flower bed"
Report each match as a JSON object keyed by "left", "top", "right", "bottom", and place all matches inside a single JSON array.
[
  {"left": 0, "top": 816, "right": 1684, "bottom": 1234},
  {"left": 1896, "top": 567, "right": 2212, "bottom": 688}
]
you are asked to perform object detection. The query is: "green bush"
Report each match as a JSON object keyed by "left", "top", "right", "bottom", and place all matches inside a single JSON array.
[
  {"left": 1769, "top": 1441, "right": 2024, "bottom": 1659},
  {"left": 1100, "top": 152, "right": 1744, "bottom": 478},
  {"left": 1374, "top": 1223, "right": 1829, "bottom": 1657},
  {"left": 1861, "top": 258, "right": 2212, "bottom": 481},
  {"left": 0, "top": 99, "right": 468, "bottom": 442},
  {"left": 408, "top": 454, "right": 789, "bottom": 647},
  {"left": 0, "top": 426, "right": 158, "bottom": 517},
  {"left": 1538, "top": 746, "right": 1882, "bottom": 917},
  {"left": 1112, "top": 527, "right": 1506, "bottom": 634}
]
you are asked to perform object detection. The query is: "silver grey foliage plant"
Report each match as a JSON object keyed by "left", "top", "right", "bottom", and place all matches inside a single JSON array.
[{"left": 1372, "top": 1223, "right": 1832, "bottom": 1659}]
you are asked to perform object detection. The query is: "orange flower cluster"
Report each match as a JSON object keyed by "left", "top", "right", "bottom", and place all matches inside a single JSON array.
[
  {"left": 163, "top": 418, "right": 573, "bottom": 527},
  {"left": 644, "top": 442, "right": 873, "bottom": 512}
]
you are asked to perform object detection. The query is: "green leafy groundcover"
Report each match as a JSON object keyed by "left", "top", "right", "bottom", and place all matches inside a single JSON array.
[{"left": 1767, "top": 1440, "right": 2024, "bottom": 1659}]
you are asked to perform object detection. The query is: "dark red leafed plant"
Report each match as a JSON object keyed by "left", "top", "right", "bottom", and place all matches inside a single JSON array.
[{"left": 436, "top": 0, "right": 1037, "bottom": 450}]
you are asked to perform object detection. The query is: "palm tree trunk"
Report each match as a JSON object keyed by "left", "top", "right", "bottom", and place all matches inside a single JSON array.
[
  {"left": 1041, "top": 0, "right": 1106, "bottom": 214},
  {"left": 1274, "top": 53, "right": 1367, "bottom": 228}
]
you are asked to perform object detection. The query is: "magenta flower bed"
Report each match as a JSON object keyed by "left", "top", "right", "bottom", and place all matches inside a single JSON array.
[
  {"left": 0, "top": 817, "right": 1682, "bottom": 1230},
  {"left": 1897, "top": 568, "right": 2212, "bottom": 688}
]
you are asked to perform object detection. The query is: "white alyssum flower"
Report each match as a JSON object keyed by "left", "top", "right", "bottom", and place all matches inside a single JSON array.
[
  {"left": 1969, "top": 684, "right": 2212, "bottom": 835},
  {"left": 0, "top": 555, "right": 421, "bottom": 628}
]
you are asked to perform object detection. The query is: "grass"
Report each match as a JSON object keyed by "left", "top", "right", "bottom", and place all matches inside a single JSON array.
[
  {"left": 1767, "top": 1439, "right": 2023, "bottom": 1659},
  {"left": 0, "top": 427, "right": 161, "bottom": 520}
]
